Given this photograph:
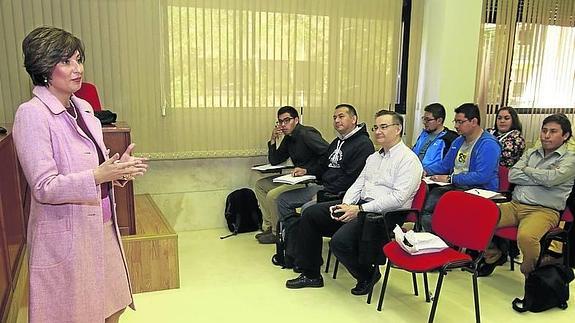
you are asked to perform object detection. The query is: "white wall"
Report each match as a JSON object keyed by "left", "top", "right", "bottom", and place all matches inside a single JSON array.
[{"left": 412, "top": 0, "right": 483, "bottom": 140}]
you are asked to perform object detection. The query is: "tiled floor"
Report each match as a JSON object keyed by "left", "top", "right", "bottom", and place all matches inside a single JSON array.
[{"left": 121, "top": 229, "right": 574, "bottom": 323}]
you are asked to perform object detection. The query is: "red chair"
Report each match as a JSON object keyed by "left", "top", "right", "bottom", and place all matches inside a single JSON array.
[
  {"left": 495, "top": 180, "right": 575, "bottom": 271},
  {"left": 74, "top": 82, "right": 102, "bottom": 111},
  {"left": 541, "top": 207, "right": 574, "bottom": 267},
  {"left": 377, "top": 191, "right": 499, "bottom": 323},
  {"left": 495, "top": 206, "right": 574, "bottom": 271},
  {"left": 327, "top": 181, "right": 428, "bottom": 283},
  {"left": 366, "top": 180, "right": 429, "bottom": 304},
  {"left": 498, "top": 165, "right": 511, "bottom": 192}
]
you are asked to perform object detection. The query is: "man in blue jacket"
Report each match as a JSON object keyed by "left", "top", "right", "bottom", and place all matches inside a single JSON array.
[
  {"left": 421, "top": 103, "right": 501, "bottom": 231},
  {"left": 412, "top": 103, "right": 458, "bottom": 168}
]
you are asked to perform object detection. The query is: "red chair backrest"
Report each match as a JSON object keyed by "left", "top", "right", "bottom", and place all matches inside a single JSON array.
[
  {"left": 561, "top": 207, "right": 573, "bottom": 223},
  {"left": 498, "top": 165, "right": 511, "bottom": 192},
  {"left": 405, "top": 180, "right": 427, "bottom": 223},
  {"left": 432, "top": 191, "right": 499, "bottom": 251},
  {"left": 74, "top": 82, "right": 102, "bottom": 111}
]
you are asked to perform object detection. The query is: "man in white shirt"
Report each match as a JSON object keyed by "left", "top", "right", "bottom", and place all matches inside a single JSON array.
[{"left": 285, "top": 110, "right": 423, "bottom": 295}]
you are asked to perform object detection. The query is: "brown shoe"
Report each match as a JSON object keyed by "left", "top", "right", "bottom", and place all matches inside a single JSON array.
[
  {"left": 257, "top": 232, "right": 278, "bottom": 244},
  {"left": 255, "top": 228, "right": 271, "bottom": 239}
]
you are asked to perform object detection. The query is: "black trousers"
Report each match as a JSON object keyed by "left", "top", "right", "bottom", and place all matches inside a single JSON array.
[
  {"left": 295, "top": 200, "right": 341, "bottom": 277},
  {"left": 295, "top": 200, "right": 373, "bottom": 281},
  {"left": 330, "top": 218, "right": 374, "bottom": 282}
]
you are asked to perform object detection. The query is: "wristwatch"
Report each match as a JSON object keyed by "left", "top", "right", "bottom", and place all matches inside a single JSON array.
[{"left": 446, "top": 174, "right": 452, "bottom": 183}]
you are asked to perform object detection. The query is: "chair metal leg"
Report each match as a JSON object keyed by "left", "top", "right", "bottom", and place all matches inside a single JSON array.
[
  {"left": 367, "top": 289, "right": 373, "bottom": 304},
  {"left": 472, "top": 272, "right": 481, "bottom": 323},
  {"left": 332, "top": 259, "right": 339, "bottom": 279},
  {"left": 367, "top": 270, "right": 374, "bottom": 304},
  {"left": 428, "top": 272, "right": 445, "bottom": 323},
  {"left": 562, "top": 241, "right": 570, "bottom": 267},
  {"left": 423, "top": 272, "right": 431, "bottom": 302},
  {"left": 367, "top": 266, "right": 379, "bottom": 304},
  {"left": 377, "top": 262, "right": 392, "bottom": 311},
  {"left": 411, "top": 272, "right": 419, "bottom": 296},
  {"left": 325, "top": 248, "right": 332, "bottom": 273},
  {"left": 510, "top": 254, "right": 515, "bottom": 271}
]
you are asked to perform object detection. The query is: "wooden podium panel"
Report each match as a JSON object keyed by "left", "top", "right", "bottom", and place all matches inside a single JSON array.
[
  {"left": 0, "top": 128, "right": 26, "bottom": 319},
  {"left": 103, "top": 122, "right": 136, "bottom": 236}
]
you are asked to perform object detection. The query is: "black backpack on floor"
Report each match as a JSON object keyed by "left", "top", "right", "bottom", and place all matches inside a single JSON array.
[
  {"left": 220, "top": 188, "right": 262, "bottom": 239},
  {"left": 512, "top": 263, "right": 574, "bottom": 313},
  {"left": 272, "top": 217, "right": 300, "bottom": 268}
]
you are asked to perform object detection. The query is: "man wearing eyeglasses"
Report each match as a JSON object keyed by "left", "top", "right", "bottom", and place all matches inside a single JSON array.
[
  {"left": 273, "top": 104, "right": 375, "bottom": 263},
  {"left": 285, "top": 110, "right": 422, "bottom": 294},
  {"left": 420, "top": 103, "right": 501, "bottom": 231},
  {"left": 255, "top": 106, "right": 329, "bottom": 244},
  {"left": 412, "top": 103, "right": 458, "bottom": 168},
  {"left": 479, "top": 114, "right": 575, "bottom": 278}
]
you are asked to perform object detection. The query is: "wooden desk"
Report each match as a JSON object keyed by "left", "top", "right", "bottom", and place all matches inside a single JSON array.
[
  {"left": 0, "top": 127, "right": 26, "bottom": 320},
  {"left": 0, "top": 122, "right": 139, "bottom": 320},
  {"left": 102, "top": 122, "right": 136, "bottom": 236}
]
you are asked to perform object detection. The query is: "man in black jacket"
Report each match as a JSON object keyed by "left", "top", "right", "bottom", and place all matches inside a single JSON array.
[
  {"left": 273, "top": 104, "right": 374, "bottom": 244},
  {"left": 255, "top": 106, "right": 329, "bottom": 244}
]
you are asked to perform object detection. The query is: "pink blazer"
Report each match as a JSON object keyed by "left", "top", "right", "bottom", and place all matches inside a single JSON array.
[{"left": 13, "top": 86, "right": 134, "bottom": 322}]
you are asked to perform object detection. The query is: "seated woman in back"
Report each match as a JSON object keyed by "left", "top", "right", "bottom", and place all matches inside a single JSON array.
[{"left": 486, "top": 106, "right": 525, "bottom": 167}]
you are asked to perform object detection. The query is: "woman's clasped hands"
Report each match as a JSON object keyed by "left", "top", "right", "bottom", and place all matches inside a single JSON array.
[{"left": 93, "top": 143, "right": 148, "bottom": 185}]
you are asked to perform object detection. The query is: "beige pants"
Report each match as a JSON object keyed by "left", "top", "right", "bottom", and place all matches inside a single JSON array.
[
  {"left": 485, "top": 200, "right": 559, "bottom": 275},
  {"left": 254, "top": 175, "right": 304, "bottom": 234}
]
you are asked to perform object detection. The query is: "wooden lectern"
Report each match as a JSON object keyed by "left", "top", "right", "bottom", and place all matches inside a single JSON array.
[{"left": 102, "top": 122, "right": 136, "bottom": 236}]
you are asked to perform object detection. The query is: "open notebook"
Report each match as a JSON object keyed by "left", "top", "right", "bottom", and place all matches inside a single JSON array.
[
  {"left": 272, "top": 174, "right": 316, "bottom": 185},
  {"left": 251, "top": 159, "right": 294, "bottom": 171},
  {"left": 423, "top": 176, "right": 451, "bottom": 186},
  {"left": 465, "top": 188, "right": 505, "bottom": 199}
]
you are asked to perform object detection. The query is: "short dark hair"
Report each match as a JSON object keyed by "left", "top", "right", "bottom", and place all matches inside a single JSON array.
[
  {"left": 454, "top": 103, "right": 481, "bottom": 126},
  {"left": 374, "top": 109, "right": 404, "bottom": 136},
  {"left": 424, "top": 103, "right": 446, "bottom": 123},
  {"left": 494, "top": 106, "right": 522, "bottom": 133},
  {"left": 22, "top": 26, "right": 85, "bottom": 86},
  {"left": 542, "top": 113, "right": 572, "bottom": 141},
  {"left": 335, "top": 103, "right": 357, "bottom": 118},
  {"left": 277, "top": 106, "right": 299, "bottom": 119}
]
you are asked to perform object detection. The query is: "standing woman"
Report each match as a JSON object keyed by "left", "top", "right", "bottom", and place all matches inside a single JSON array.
[
  {"left": 13, "top": 26, "right": 148, "bottom": 322},
  {"left": 486, "top": 106, "right": 526, "bottom": 167}
]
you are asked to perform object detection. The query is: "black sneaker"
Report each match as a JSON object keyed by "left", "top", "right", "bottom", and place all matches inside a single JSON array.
[
  {"left": 286, "top": 274, "right": 324, "bottom": 289},
  {"left": 255, "top": 228, "right": 272, "bottom": 239},
  {"left": 351, "top": 270, "right": 382, "bottom": 295},
  {"left": 257, "top": 232, "right": 278, "bottom": 244}
]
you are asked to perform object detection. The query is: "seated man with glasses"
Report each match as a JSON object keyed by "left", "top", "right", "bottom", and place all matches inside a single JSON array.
[
  {"left": 285, "top": 110, "right": 422, "bottom": 294},
  {"left": 274, "top": 104, "right": 374, "bottom": 262},
  {"left": 254, "top": 106, "right": 329, "bottom": 244},
  {"left": 421, "top": 103, "right": 501, "bottom": 232},
  {"left": 412, "top": 103, "right": 458, "bottom": 168}
]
